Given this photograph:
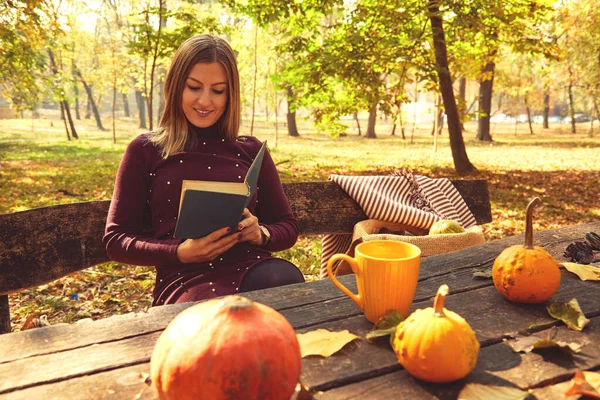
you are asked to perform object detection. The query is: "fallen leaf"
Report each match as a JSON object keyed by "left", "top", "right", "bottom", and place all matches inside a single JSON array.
[
  {"left": 296, "top": 329, "right": 360, "bottom": 358},
  {"left": 562, "top": 262, "right": 600, "bottom": 281},
  {"left": 472, "top": 268, "right": 493, "bottom": 279},
  {"left": 365, "top": 310, "right": 404, "bottom": 342},
  {"left": 139, "top": 372, "right": 151, "bottom": 385},
  {"left": 506, "top": 335, "right": 582, "bottom": 355},
  {"left": 290, "top": 381, "right": 322, "bottom": 400},
  {"left": 458, "top": 383, "right": 529, "bottom": 400},
  {"left": 565, "top": 370, "right": 600, "bottom": 399},
  {"left": 547, "top": 299, "right": 590, "bottom": 331}
]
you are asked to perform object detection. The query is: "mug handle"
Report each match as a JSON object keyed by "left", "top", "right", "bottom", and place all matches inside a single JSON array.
[{"left": 326, "top": 254, "right": 362, "bottom": 310}]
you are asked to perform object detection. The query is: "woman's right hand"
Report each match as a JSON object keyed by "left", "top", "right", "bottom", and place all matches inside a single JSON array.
[{"left": 176, "top": 227, "right": 242, "bottom": 264}]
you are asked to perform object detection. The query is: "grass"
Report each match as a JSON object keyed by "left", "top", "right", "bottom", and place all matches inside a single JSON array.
[{"left": 1, "top": 115, "right": 599, "bottom": 331}]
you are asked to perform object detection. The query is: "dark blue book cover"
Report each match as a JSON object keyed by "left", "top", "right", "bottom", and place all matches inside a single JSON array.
[{"left": 173, "top": 141, "right": 267, "bottom": 239}]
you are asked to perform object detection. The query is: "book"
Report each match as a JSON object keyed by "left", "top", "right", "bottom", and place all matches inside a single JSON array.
[{"left": 173, "top": 140, "right": 267, "bottom": 239}]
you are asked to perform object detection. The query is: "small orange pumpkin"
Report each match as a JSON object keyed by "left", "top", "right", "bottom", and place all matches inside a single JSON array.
[
  {"left": 492, "top": 197, "right": 561, "bottom": 303},
  {"left": 393, "top": 284, "right": 479, "bottom": 383},
  {"left": 150, "top": 295, "right": 302, "bottom": 400}
]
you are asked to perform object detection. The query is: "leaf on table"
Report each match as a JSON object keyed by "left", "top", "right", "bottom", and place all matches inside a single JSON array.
[
  {"left": 547, "top": 299, "right": 590, "bottom": 331},
  {"left": 564, "top": 370, "right": 600, "bottom": 399},
  {"left": 138, "top": 372, "right": 151, "bottom": 385},
  {"left": 506, "top": 334, "right": 582, "bottom": 355},
  {"left": 296, "top": 329, "right": 360, "bottom": 358},
  {"left": 562, "top": 262, "right": 600, "bottom": 281},
  {"left": 290, "top": 381, "right": 322, "bottom": 400},
  {"left": 365, "top": 310, "right": 404, "bottom": 341},
  {"left": 472, "top": 268, "right": 493, "bottom": 279},
  {"left": 457, "top": 383, "right": 529, "bottom": 400}
]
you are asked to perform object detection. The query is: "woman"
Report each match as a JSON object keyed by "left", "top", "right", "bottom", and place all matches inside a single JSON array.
[{"left": 103, "top": 34, "right": 304, "bottom": 305}]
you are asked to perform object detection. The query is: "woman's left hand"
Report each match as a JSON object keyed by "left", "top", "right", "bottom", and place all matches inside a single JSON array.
[{"left": 237, "top": 208, "right": 263, "bottom": 246}]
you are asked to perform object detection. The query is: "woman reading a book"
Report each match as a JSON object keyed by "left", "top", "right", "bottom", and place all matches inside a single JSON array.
[{"left": 103, "top": 34, "right": 304, "bottom": 305}]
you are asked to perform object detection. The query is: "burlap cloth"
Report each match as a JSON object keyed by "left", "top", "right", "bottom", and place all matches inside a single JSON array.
[{"left": 333, "top": 219, "right": 485, "bottom": 276}]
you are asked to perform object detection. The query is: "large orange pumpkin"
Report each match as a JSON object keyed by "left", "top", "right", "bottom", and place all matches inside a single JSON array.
[
  {"left": 150, "top": 295, "right": 302, "bottom": 400},
  {"left": 492, "top": 197, "right": 561, "bottom": 303}
]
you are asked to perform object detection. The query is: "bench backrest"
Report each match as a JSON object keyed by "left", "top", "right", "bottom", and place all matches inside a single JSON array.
[{"left": 0, "top": 179, "right": 490, "bottom": 333}]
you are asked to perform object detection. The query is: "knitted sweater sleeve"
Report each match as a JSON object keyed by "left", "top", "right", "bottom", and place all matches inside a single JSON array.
[{"left": 103, "top": 135, "right": 182, "bottom": 266}]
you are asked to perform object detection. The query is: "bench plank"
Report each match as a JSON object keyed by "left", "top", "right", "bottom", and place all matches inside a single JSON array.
[{"left": 0, "top": 180, "right": 490, "bottom": 296}]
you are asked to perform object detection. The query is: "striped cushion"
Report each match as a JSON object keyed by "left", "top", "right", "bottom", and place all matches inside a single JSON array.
[{"left": 320, "top": 171, "right": 477, "bottom": 279}]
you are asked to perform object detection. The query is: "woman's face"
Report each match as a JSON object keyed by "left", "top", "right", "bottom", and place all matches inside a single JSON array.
[{"left": 181, "top": 62, "right": 228, "bottom": 129}]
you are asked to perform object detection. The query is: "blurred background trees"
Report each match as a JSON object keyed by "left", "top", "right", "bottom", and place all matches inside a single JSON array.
[{"left": 1, "top": 0, "right": 599, "bottom": 172}]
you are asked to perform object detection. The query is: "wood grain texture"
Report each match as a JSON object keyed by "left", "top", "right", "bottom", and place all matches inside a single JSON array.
[
  {"left": 0, "top": 363, "right": 156, "bottom": 400},
  {"left": 0, "top": 180, "right": 490, "bottom": 296},
  {"left": 316, "top": 316, "right": 600, "bottom": 399},
  {"left": 1, "top": 224, "right": 599, "bottom": 396},
  {"left": 0, "top": 222, "right": 596, "bottom": 363}
]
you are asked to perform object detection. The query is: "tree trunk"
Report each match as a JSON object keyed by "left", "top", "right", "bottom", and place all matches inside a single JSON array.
[
  {"left": 62, "top": 100, "right": 79, "bottom": 139},
  {"left": 428, "top": 0, "right": 476, "bottom": 174},
  {"left": 398, "top": 103, "right": 406, "bottom": 140},
  {"left": 286, "top": 86, "right": 299, "bottom": 137},
  {"left": 122, "top": 93, "right": 130, "bottom": 118},
  {"left": 146, "top": 0, "right": 166, "bottom": 131},
  {"left": 135, "top": 90, "right": 147, "bottom": 129},
  {"left": 48, "top": 49, "right": 78, "bottom": 139},
  {"left": 525, "top": 96, "right": 534, "bottom": 135},
  {"left": 476, "top": 61, "right": 495, "bottom": 141},
  {"left": 59, "top": 102, "right": 71, "bottom": 141},
  {"left": 353, "top": 112, "right": 362, "bottom": 136},
  {"left": 157, "top": 80, "right": 165, "bottom": 125},
  {"left": 73, "top": 80, "right": 81, "bottom": 120},
  {"left": 365, "top": 101, "right": 378, "bottom": 138},
  {"left": 568, "top": 65, "right": 576, "bottom": 134},
  {"left": 543, "top": 90, "right": 550, "bottom": 129},
  {"left": 250, "top": 25, "right": 259, "bottom": 136},
  {"left": 431, "top": 94, "right": 443, "bottom": 136},
  {"left": 85, "top": 98, "right": 91, "bottom": 119},
  {"left": 592, "top": 97, "right": 600, "bottom": 135},
  {"left": 73, "top": 65, "right": 106, "bottom": 131},
  {"left": 112, "top": 81, "right": 117, "bottom": 144},
  {"left": 458, "top": 76, "right": 466, "bottom": 131}
]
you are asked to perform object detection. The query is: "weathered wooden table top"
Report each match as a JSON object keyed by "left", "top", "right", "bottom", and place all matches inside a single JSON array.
[{"left": 1, "top": 222, "right": 599, "bottom": 400}]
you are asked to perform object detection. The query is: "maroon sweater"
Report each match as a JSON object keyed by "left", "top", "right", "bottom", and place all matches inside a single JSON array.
[{"left": 103, "top": 128, "right": 299, "bottom": 304}]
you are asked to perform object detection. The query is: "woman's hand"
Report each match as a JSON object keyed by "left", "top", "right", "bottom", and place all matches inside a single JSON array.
[
  {"left": 176, "top": 226, "right": 242, "bottom": 264},
  {"left": 237, "top": 208, "right": 264, "bottom": 246}
]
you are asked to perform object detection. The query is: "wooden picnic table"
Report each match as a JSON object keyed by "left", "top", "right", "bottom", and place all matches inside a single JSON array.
[{"left": 0, "top": 221, "right": 598, "bottom": 400}]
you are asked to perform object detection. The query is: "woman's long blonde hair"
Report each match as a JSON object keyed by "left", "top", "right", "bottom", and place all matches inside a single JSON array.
[{"left": 150, "top": 34, "right": 240, "bottom": 158}]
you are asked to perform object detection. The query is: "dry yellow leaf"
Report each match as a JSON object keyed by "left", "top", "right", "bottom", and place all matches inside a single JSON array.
[
  {"left": 296, "top": 329, "right": 360, "bottom": 358},
  {"left": 563, "top": 262, "right": 600, "bottom": 281},
  {"left": 565, "top": 370, "right": 600, "bottom": 399}
]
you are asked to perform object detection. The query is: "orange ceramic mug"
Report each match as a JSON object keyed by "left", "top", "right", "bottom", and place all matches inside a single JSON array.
[{"left": 327, "top": 240, "right": 421, "bottom": 323}]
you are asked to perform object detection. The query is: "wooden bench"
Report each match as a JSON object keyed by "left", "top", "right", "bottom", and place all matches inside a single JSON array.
[{"left": 0, "top": 180, "right": 491, "bottom": 334}]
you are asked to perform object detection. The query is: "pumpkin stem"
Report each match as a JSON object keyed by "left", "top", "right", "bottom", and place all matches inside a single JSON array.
[
  {"left": 433, "top": 284, "right": 449, "bottom": 317},
  {"left": 524, "top": 197, "right": 541, "bottom": 249}
]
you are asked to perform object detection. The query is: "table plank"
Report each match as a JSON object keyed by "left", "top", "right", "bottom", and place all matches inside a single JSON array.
[
  {"left": 299, "top": 273, "right": 600, "bottom": 391},
  {"left": 0, "top": 331, "right": 160, "bottom": 394},
  {"left": 0, "top": 279, "right": 349, "bottom": 364},
  {"left": 1, "top": 222, "right": 598, "bottom": 398},
  {"left": 5, "top": 315, "right": 597, "bottom": 400},
  {"left": 316, "top": 316, "right": 600, "bottom": 399},
  {"left": 3, "top": 220, "right": 591, "bottom": 365},
  {"left": 1, "top": 269, "right": 596, "bottom": 396},
  {"left": 0, "top": 363, "right": 155, "bottom": 400}
]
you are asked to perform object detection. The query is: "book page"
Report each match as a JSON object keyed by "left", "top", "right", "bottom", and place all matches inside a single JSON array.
[{"left": 178, "top": 180, "right": 247, "bottom": 213}]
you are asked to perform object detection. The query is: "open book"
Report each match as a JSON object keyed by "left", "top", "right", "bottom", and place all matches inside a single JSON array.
[{"left": 173, "top": 140, "right": 267, "bottom": 239}]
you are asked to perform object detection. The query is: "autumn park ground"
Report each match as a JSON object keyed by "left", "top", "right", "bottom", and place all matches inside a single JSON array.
[{"left": 1, "top": 116, "right": 599, "bottom": 331}]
